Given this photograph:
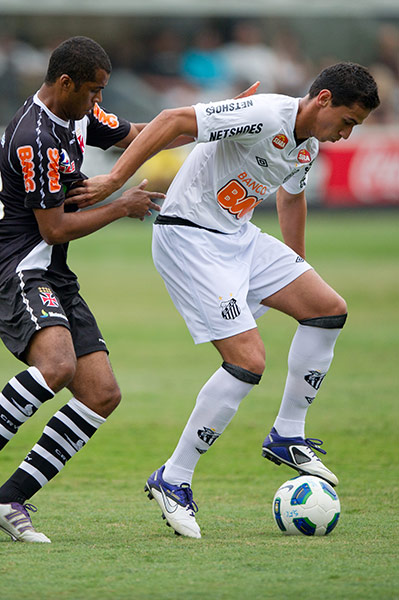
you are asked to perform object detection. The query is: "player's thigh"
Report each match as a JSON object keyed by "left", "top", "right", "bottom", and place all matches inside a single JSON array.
[
  {"left": 247, "top": 231, "right": 312, "bottom": 321},
  {"left": 67, "top": 351, "right": 121, "bottom": 418},
  {"left": 152, "top": 224, "right": 257, "bottom": 344},
  {"left": 261, "top": 269, "right": 347, "bottom": 320}
]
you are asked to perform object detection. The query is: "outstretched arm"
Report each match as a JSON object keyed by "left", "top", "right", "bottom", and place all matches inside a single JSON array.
[
  {"left": 67, "top": 81, "right": 261, "bottom": 208},
  {"left": 67, "top": 106, "right": 197, "bottom": 207},
  {"left": 35, "top": 179, "right": 163, "bottom": 245}
]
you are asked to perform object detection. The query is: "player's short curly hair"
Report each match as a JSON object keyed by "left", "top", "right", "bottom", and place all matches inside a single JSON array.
[
  {"left": 308, "top": 62, "right": 380, "bottom": 110},
  {"left": 45, "top": 36, "right": 112, "bottom": 89}
]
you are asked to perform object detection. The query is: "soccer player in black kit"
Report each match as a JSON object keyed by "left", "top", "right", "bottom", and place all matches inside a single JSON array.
[{"left": 0, "top": 36, "right": 164, "bottom": 542}]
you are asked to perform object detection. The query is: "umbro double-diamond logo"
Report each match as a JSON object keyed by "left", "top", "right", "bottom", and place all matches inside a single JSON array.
[{"left": 256, "top": 156, "right": 268, "bottom": 167}]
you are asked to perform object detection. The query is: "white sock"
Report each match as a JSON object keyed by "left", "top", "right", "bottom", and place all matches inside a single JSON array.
[
  {"left": 273, "top": 324, "right": 343, "bottom": 438},
  {"left": 163, "top": 367, "right": 254, "bottom": 485}
]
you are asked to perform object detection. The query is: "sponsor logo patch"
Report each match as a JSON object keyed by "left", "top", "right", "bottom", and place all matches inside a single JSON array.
[
  {"left": 209, "top": 123, "right": 263, "bottom": 142},
  {"left": 297, "top": 149, "right": 311, "bottom": 164},
  {"left": 17, "top": 146, "right": 36, "bottom": 192},
  {"left": 93, "top": 103, "right": 119, "bottom": 129},
  {"left": 217, "top": 179, "right": 263, "bottom": 219},
  {"left": 205, "top": 99, "right": 254, "bottom": 115},
  {"left": 272, "top": 134, "right": 288, "bottom": 149},
  {"left": 47, "top": 148, "right": 61, "bottom": 193}
]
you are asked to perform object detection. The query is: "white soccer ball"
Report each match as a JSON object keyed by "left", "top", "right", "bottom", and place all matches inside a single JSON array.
[{"left": 272, "top": 475, "right": 340, "bottom": 536}]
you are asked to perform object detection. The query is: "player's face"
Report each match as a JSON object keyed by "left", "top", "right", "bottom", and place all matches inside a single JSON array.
[
  {"left": 312, "top": 98, "right": 370, "bottom": 143},
  {"left": 64, "top": 68, "right": 110, "bottom": 121}
]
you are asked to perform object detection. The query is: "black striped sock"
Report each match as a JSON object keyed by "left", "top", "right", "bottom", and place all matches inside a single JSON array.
[
  {"left": 0, "top": 398, "right": 105, "bottom": 503},
  {"left": 0, "top": 367, "right": 54, "bottom": 450}
]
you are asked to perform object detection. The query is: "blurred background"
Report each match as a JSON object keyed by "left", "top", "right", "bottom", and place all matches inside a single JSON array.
[{"left": 0, "top": 0, "right": 398, "bottom": 207}]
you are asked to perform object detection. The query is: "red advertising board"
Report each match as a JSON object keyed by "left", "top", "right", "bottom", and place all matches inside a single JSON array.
[{"left": 319, "top": 127, "right": 399, "bottom": 206}]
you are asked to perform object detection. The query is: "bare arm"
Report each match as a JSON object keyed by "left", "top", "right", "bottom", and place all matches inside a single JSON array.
[
  {"left": 115, "top": 123, "right": 195, "bottom": 151},
  {"left": 35, "top": 180, "right": 163, "bottom": 245},
  {"left": 276, "top": 186, "right": 307, "bottom": 259},
  {"left": 67, "top": 106, "right": 197, "bottom": 207},
  {"left": 67, "top": 81, "right": 261, "bottom": 207}
]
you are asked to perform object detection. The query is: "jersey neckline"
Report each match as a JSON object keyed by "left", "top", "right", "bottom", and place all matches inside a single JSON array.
[{"left": 33, "top": 92, "right": 71, "bottom": 129}]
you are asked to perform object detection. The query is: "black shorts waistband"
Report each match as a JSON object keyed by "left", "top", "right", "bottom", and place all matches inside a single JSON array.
[{"left": 154, "top": 214, "right": 224, "bottom": 234}]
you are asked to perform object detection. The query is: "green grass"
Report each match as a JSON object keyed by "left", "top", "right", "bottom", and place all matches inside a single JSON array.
[{"left": 0, "top": 210, "right": 398, "bottom": 600}]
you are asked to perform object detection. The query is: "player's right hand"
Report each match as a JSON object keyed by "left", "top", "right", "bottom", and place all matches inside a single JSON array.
[{"left": 118, "top": 179, "right": 164, "bottom": 220}]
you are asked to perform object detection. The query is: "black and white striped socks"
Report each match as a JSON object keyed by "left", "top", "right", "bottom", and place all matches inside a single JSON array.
[
  {"left": 0, "top": 367, "right": 54, "bottom": 450},
  {"left": 0, "top": 397, "right": 105, "bottom": 503}
]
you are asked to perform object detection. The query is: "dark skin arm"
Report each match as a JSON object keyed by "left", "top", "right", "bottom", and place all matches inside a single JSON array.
[{"left": 35, "top": 179, "right": 163, "bottom": 245}]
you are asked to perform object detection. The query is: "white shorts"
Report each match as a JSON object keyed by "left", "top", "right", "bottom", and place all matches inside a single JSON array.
[{"left": 152, "top": 221, "right": 312, "bottom": 344}]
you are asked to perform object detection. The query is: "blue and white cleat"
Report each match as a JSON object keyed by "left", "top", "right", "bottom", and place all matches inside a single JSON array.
[
  {"left": 144, "top": 466, "right": 201, "bottom": 538},
  {"left": 262, "top": 427, "right": 339, "bottom": 487},
  {"left": 0, "top": 502, "right": 51, "bottom": 543}
]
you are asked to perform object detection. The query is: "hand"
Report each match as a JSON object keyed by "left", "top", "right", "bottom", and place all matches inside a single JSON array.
[
  {"left": 234, "top": 81, "right": 260, "bottom": 100},
  {"left": 117, "top": 179, "right": 164, "bottom": 221},
  {"left": 65, "top": 175, "right": 117, "bottom": 208}
]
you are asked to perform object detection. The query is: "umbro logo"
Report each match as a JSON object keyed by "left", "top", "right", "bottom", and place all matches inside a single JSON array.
[{"left": 256, "top": 156, "right": 268, "bottom": 167}]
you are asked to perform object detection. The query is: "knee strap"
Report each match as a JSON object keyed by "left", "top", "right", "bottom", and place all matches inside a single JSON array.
[
  {"left": 298, "top": 313, "right": 347, "bottom": 329},
  {"left": 222, "top": 362, "right": 262, "bottom": 385}
]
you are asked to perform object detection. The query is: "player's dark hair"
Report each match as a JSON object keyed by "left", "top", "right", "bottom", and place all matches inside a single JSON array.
[
  {"left": 308, "top": 62, "right": 380, "bottom": 110},
  {"left": 45, "top": 36, "right": 111, "bottom": 89}
]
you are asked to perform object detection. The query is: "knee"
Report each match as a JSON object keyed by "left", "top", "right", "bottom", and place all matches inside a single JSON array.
[
  {"left": 246, "top": 353, "right": 266, "bottom": 375},
  {"left": 227, "top": 346, "right": 266, "bottom": 376},
  {"left": 331, "top": 294, "right": 347, "bottom": 317},
  {"left": 96, "top": 383, "right": 121, "bottom": 417},
  {"left": 39, "top": 357, "right": 77, "bottom": 393}
]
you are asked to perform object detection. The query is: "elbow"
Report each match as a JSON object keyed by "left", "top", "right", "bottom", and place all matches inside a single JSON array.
[
  {"left": 157, "top": 107, "right": 197, "bottom": 137},
  {"left": 40, "top": 228, "right": 66, "bottom": 245}
]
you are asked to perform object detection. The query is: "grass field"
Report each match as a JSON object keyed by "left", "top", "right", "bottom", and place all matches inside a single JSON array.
[{"left": 0, "top": 210, "right": 398, "bottom": 600}]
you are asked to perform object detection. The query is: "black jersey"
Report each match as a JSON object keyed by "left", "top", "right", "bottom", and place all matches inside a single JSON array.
[{"left": 0, "top": 93, "right": 130, "bottom": 288}]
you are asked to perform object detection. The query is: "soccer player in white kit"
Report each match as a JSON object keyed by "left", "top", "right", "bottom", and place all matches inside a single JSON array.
[{"left": 70, "top": 62, "right": 380, "bottom": 539}]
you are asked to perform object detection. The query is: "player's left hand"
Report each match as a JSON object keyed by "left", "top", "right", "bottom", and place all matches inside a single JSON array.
[{"left": 234, "top": 81, "right": 260, "bottom": 99}]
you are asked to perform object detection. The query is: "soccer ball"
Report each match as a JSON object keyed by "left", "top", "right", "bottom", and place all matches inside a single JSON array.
[{"left": 272, "top": 475, "right": 340, "bottom": 536}]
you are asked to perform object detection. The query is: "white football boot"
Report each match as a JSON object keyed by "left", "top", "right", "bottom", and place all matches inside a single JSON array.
[
  {"left": 262, "top": 427, "right": 339, "bottom": 487},
  {"left": 0, "top": 502, "right": 51, "bottom": 543},
  {"left": 144, "top": 466, "right": 201, "bottom": 538}
]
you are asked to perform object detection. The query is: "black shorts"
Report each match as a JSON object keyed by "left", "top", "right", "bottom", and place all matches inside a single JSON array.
[{"left": 0, "top": 269, "right": 108, "bottom": 362}]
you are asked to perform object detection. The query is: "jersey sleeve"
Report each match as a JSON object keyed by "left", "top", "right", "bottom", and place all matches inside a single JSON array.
[
  {"left": 12, "top": 129, "right": 65, "bottom": 210},
  {"left": 194, "top": 94, "right": 277, "bottom": 146},
  {"left": 86, "top": 103, "right": 131, "bottom": 150},
  {"left": 282, "top": 159, "right": 317, "bottom": 195}
]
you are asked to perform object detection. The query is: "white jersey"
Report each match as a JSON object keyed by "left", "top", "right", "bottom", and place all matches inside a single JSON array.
[{"left": 161, "top": 93, "right": 319, "bottom": 234}]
